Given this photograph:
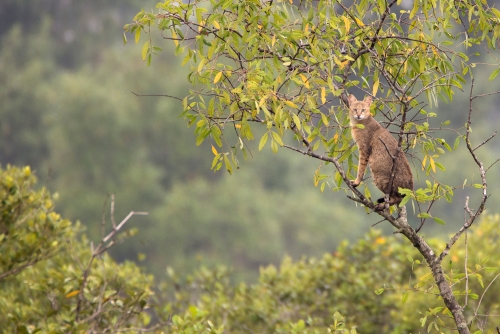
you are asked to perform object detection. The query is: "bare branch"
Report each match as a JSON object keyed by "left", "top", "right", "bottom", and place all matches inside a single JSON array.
[
  {"left": 485, "top": 158, "right": 500, "bottom": 174},
  {"left": 464, "top": 231, "right": 469, "bottom": 308},
  {"left": 75, "top": 210, "right": 148, "bottom": 321},
  {"left": 473, "top": 131, "right": 497, "bottom": 152},
  {"left": 439, "top": 78, "right": 489, "bottom": 262},
  {"left": 474, "top": 273, "right": 500, "bottom": 320}
]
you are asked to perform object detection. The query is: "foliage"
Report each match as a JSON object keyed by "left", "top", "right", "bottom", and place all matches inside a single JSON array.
[
  {"left": 400, "top": 215, "right": 500, "bottom": 333},
  {"left": 127, "top": 0, "right": 500, "bottom": 331},
  {"left": 126, "top": 0, "right": 500, "bottom": 213},
  {"left": 0, "top": 165, "right": 71, "bottom": 280},
  {"left": 158, "top": 230, "right": 408, "bottom": 333},
  {"left": 0, "top": 165, "right": 158, "bottom": 333},
  {"left": 2, "top": 164, "right": 500, "bottom": 333},
  {"left": 155, "top": 215, "right": 500, "bottom": 333}
]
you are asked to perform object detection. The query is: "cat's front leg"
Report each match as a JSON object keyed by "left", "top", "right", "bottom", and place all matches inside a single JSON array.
[{"left": 350, "top": 149, "right": 369, "bottom": 187}]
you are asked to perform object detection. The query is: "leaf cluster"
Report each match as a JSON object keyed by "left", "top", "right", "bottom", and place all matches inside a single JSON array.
[
  {"left": 155, "top": 216, "right": 500, "bottom": 333},
  {"left": 0, "top": 166, "right": 157, "bottom": 333},
  {"left": 126, "top": 0, "right": 500, "bottom": 213}
]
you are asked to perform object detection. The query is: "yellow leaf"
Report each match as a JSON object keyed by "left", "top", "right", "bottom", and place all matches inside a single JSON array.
[
  {"left": 321, "top": 113, "right": 329, "bottom": 126},
  {"left": 299, "top": 74, "right": 310, "bottom": 88},
  {"left": 421, "top": 155, "right": 427, "bottom": 170},
  {"left": 213, "top": 20, "right": 220, "bottom": 29},
  {"left": 292, "top": 113, "right": 301, "bottom": 130},
  {"left": 197, "top": 59, "right": 205, "bottom": 73},
  {"left": 372, "top": 78, "right": 379, "bottom": 96},
  {"left": 342, "top": 16, "right": 351, "bottom": 33},
  {"left": 235, "top": 124, "right": 241, "bottom": 129},
  {"left": 211, "top": 145, "right": 218, "bottom": 155},
  {"left": 284, "top": 100, "right": 298, "bottom": 108},
  {"left": 214, "top": 71, "right": 223, "bottom": 83},
  {"left": 321, "top": 87, "right": 326, "bottom": 104},
  {"left": 198, "top": 21, "right": 205, "bottom": 32},
  {"left": 355, "top": 17, "right": 364, "bottom": 27},
  {"left": 259, "top": 96, "right": 267, "bottom": 107},
  {"left": 429, "top": 156, "right": 436, "bottom": 173},
  {"left": 271, "top": 34, "right": 276, "bottom": 47},
  {"left": 375, "top": 237, "right": 386, "bottom": 244},
  {"left": 333, "top": 55, "right": 342, "bottom": 67},
  {"left": 340, "top": 60, "right": 349, "bottom": 69},
  {"left": 333, "top": 133, "right": 338, "bottom": 143},
  {"left": 65, "top": 290, "right": 80, "bottom": 299},
  {"left": 172, "top": 30, "right": 178, "bottom": 47}
]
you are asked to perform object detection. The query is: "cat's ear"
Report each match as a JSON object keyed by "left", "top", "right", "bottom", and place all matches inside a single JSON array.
[
  {"left": 363, "top": 96, "right": 373, "bottom": 104},
  {"left": 348, "top": 94, "right": 357, "bottom": 105}
]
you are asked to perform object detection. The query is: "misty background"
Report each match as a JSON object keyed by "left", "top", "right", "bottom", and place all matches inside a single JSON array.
[{"left": 2, "top": 0, "right": 499, "bottom": 282}]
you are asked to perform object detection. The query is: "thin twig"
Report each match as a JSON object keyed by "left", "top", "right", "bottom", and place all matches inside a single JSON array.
[
  {"left": 438, "top": 78, "right": 488, "bottom": 262},
  {"left": 464, "top": 231, "right": 468, "bottom": 308},
  {"left": 75, "top": 210, "right": 148, "bottom": 321},
  {"left": 372, "top": 218, "right": 388, "bottom": 227},
  {"left": 132, "top": 91, "right": 183, "bottom": 101},
  {"left": 474, "top": 273, "right": 500, "bottom": 320},
  {"left": 473, "top": 132, "right": 496, "bottom": 151},
  {"left": 485, "top": 158, "right": 500, "bottom": 174},
  {"left": 101, "top": 211, "right": 148, "bottom": 244}
]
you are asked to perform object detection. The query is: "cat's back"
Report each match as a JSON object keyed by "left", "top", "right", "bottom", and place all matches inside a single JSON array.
[{"left": 369, "top": 124, "right": 413, "bottom": 192}]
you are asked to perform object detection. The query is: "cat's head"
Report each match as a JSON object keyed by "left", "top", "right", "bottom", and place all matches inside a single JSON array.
[{"left": 348, "top": 95, "right": 373, "bottom": 121}]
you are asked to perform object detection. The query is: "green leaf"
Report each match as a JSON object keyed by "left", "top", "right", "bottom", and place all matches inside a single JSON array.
[
  {"left": 489, "top": 68, "right": 500, "bottom": 81},
  {"left": 484, "top": 267, "right": 498, "bottom": 272},
  {"left": 292, "top": 113, "right": 301, "bottom": 130},
  {"left": 433, "top": 217, "right": 446, "bottom": 225},
  {"left": 142, "top": 41, "right": 150, "bottom": 60},
  {"left": 259, "top": 133, "right": 269, "bottom": 151},
  {"left": 271, "top": 139, "right": 278, "bottom": 153},
  {"left": 417, "top": 212, "right": 432, "bottom": 219},
  {"left": 135, "top": 27, "right": 141, "bottom": 43},
  {"left": 223, "top": 154, "right": 232, "bottom": 174},
  {"left": 374, "top": 288, "right": 385, "bottom": 295},
  {"left": 399, "top": 194, "right": 412, "bottom": 207},
  {"left": 454, "top": 136, "right": 460, "bottom": 150},
  {"left": 402, "top": 291, "right": 409, "bottom": 304},
  {"left": 271, "top": 131, "right": 284, "bottom": 146}
]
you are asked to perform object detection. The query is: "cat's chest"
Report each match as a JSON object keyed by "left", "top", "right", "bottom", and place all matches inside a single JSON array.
[{"left": 351, "top": 126, "right": 371, "bottom": 145}]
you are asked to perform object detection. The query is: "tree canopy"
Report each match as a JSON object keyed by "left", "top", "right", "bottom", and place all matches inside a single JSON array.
[{"left": 126, "top": 0, "right": 500, "bottom": 332}]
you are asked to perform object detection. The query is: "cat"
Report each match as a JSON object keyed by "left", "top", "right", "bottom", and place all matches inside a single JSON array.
[{"left": 348, "top": 94, "right": 413, "bottom": 211}]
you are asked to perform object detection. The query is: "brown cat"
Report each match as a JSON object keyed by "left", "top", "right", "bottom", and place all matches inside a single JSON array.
[{"left": 348, "top": 94, "right": 413, "bottom": 210}]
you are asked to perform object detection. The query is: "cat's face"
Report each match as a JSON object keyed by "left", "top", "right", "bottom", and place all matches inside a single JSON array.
[{"left": 348, "top": 95, "right": 373, "bottom": 121}]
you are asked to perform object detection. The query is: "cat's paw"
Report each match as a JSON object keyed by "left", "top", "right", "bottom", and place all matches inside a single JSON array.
[
  {"left": 350, "top": 179, "right": 360, "bottom": 187},
  {"left": 373, "top": 202, "right": 387, "bottom": 211}
]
